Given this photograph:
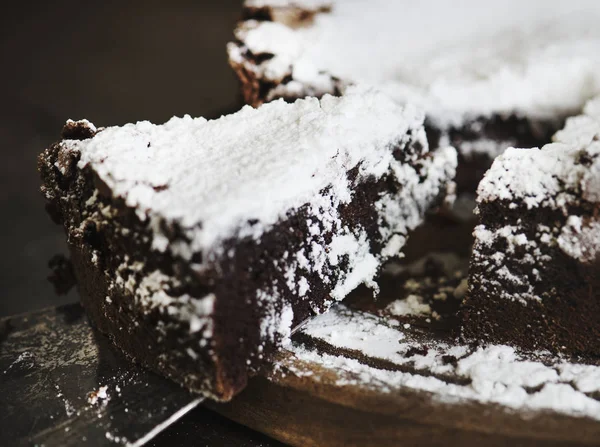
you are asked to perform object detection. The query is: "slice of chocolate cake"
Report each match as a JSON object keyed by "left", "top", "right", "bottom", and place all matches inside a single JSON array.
[
  {"left": 228, "top": 0, "right": 600, "bottom": 193},
  {"left": 38, "top": 87, "right": 457, "bottom": 400},
  {"left": 461, "top": 97, "right": 600, "bottom": 357}
]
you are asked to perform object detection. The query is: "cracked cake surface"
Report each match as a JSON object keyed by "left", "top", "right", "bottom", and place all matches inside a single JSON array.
[
  {"left": 461, "top": 96, "right": 600, "bottom": 357},
  {"left": 38, "top": 87, "right": 457, "bottom": 400}
]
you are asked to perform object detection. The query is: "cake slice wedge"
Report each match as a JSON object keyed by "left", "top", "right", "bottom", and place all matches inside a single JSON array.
[
  {"left": 461, "top": 97, "right": 600, "bottom": 358},
  {"left": 39, "top": 87, "right": 457, "bottom": 400}
]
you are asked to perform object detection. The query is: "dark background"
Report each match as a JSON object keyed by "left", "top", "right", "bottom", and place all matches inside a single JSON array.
[
  {"left": 1, "top": 1, "right": 288, "bottom": 444},
  {"left": 1, "top": 0, "right": 242, "bottom": 317}
]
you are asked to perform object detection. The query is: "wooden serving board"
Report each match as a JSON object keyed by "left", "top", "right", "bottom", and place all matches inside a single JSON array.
[
  {"left": 207, "top": 243, "right": 600, "bottom": 447},
  {"left": 209, "top": 361, "right": 600, "bottom": 447}
]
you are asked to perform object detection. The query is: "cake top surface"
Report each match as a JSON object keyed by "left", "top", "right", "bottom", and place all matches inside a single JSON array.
[
  {"left": 477, "top": 96, "right": 600, "bottom": 210},
  {"left": 233, "top": 0, "right": 600, "bottom": 127},
  {"left": 64, "top": 86, "right": 427, "bottom": 254}
]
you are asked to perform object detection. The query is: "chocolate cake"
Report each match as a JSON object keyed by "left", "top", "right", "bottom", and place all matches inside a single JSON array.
[
  {"left": 461, "top": 96, "right": 600, "bottom": 357},
  {"left": 228, "top": 0, "right": 600, "bottom": 193},
  {"left": 38, "top": 87, "right": 457, "bottom": 400}
]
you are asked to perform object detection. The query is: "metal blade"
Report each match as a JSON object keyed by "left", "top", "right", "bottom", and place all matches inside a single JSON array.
[{"left": 0, "top": 303, "right": 202, "bottom": 446}]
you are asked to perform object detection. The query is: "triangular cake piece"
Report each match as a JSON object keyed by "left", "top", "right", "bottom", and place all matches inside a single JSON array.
[
  {"left": 462, "top": 96, "right": 600, "bottom": 357},
  {"left": 39, "top": 87, "right": 457, "bottom": 400}
]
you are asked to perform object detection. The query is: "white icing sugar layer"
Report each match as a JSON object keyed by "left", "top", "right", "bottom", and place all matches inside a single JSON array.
[
  {"left": 280, "top": 304, "right": 600, "bottom": 420},
  {"left": 64, "top": 87, "right": 445, "bottom": 259},
  {"left": 231, "top": 0, "right": 600, "bottom": 128},
  {"left": 476, "top": 143, "right": 600, "bottom": 210},
  {"left": 476, "top": 94, "right": 599, "bottom": 218},
  {"left": 386, "top": 295, "right": 431, "bottom": 317}
]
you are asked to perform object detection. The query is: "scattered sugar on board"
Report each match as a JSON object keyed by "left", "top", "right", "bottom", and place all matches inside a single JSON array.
[
  {"left": 386, "top": 295, "right": 431, "bottom": 317},
  {"left": 278, "top": 304, "right": 600, "bottom": 419},
  {"left": 3, "top": 351, "right": 34, "bottom": 374},
  {"left": 105, "top": 431, "right": 128, "bottom": 444},
  {"left": 88, "top": 385, "right": 110, "bottom": 406}
]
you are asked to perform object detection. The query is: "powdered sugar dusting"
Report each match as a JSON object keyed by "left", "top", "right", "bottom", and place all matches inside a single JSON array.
[
  {"left": 71, "top": 86, "right": 455, "bottom": 337},
  {"left": 257, "top": 287, "right": 295, "bottom": 349},
  {"left": 279, "top": 304, "right": 600, "bottom": 420},
  {"left": 478, "top": 96, "right": 600, "bottom": 209},
  {"left": 477, "top": 146, "right": 581, "bottom": 210},
  {"left": 231, "top": 0, "right": 600, "bottom": 130},
  {"left": 471, "top": 224, "right": 548, "bottom": 305},
  {"left": 558, "top": 216, "right": 600, "bottom": 263},
  {"left": 88, "top": 385, "right": 109, "bottom": 406},
  {"left": 278, "top": 305, "right": 294, "bottom": 345},
  {"left": 458, "top": 139, "right": 514, "bottom": 160},
  {"left": 585, "top": 96, "right": 600, "bottom": 118},
  {"left": 386, "top": 295, "right": 432, "bottom": 317},
  {"left": 113, "top": 263, "right": 215, "bottom": 339},
  {"left": 328, "top": 231, "right": 379, "bottom": 299},
  {"left": 46, "top": 86, "right": 458, "bottom": 400},
  {"left": 68, "top": 86, "right": 432, "bottom": 259},
  {"left": 472, "top": 96, "right": 600, "bottom": 304}
]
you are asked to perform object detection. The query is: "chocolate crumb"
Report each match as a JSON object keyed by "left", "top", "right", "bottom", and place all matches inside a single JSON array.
[
  {"left": 61, "top": 120, "right": 96, "bottom": 140},
  {"left": 441, "top": 354, "right": 458, "bottom": 366},
  {"left": 405, "top": 346, "right": 429, "bottom": 357}
]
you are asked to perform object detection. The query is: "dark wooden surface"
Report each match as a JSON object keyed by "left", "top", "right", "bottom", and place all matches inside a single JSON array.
[{"left": 210, "top": 353, "right": 600, "bottom": 447}]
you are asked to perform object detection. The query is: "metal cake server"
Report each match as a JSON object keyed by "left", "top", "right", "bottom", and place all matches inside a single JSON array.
[{"left": 0, "top": 303, "right": 203, "bottom": 446}]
